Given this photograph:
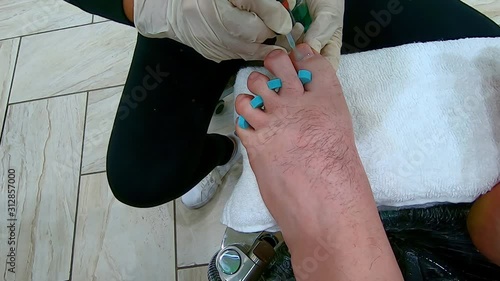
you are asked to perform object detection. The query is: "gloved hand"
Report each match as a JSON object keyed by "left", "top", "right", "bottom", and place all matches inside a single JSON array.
[
  {"left": 249, "top": 0, "right": 345, "bottom": 69},
  {"left": 228, "top": 0, "right": 296, "bottom": 35},
  {"left": 275, "top": 22, "right": 305, "bottom": 52},
  {"left": 134, "top": 0, "right": 294, "bottom": 62},
  {"left": 303, "top": 0, "right": 344, "bottom": 70}
]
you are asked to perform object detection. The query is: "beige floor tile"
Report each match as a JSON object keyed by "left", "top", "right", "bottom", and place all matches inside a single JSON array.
[
  {"left": 463, "top": 0, "right": 500, "bottom": 24},
  {"left": 11, "top": 21, "right": 136, "bottom": 103},
  {"left": 178, "top": 266, "right": 209, "bottom": 281},
  {"left": 72, "top": 173, "right": 176, "bottom": 281},
  {"left": 82, "top": 87, "right": 122, "bottom": 174},
  {"left": 175, "top": 163, "right": 242, "bottom": 267},
  {"left": 0, "top": 93, "right": 86, "bottom": 281},
  {"left": 0, "top": 0, "right": 92, "bottom": 40},
  {"left": 0, "top": 38, "right": 19, "bottom": 139}
]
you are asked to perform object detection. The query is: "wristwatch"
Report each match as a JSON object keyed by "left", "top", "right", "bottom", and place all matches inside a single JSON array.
[{"left": 216, "top": 227, "right": 283, "bottom": 281}]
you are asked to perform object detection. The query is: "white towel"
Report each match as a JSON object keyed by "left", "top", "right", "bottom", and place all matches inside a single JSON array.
[{"left": 221, "top": 38, "right": 500, "bottom": 233}]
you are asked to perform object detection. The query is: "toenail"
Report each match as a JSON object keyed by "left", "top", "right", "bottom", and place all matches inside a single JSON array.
[
  {"left": 267, "top": 78, "right": 282, "bottom": 91},
  {"left": 238, "top": 116, "right": 250, "bottom": 129},
  {"left": 298, "top": 70, "right": 312, "bottom": 84},
  {"left": 267, "top": 49, "right": 283, "bottom": 58},
  {"left": 248, "top": 71, "right": 260, "bottom": 81},
  {"left": 293, "top": 44, "right": 313, "bottom": 61},
  {"left": 250, "top": 96, "right": 264, "bottom": 109}
]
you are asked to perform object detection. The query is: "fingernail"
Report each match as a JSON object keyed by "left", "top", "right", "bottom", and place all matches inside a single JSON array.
[{"left": 293, "top": 44, "right": 313, "bottom": 61}]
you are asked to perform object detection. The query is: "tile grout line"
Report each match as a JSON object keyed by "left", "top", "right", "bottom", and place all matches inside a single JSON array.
[
  {"left": 174, "top": 199, "right": 179, "bottom": 281},
  {"left": 177, "top": 263, "right": 209, "bottom": 270},
  {"left": 81, "top": 170, "right": 106, "bottom": 177},
  {"left": 8, "top": 84, "right": 125, "bottom": 106},
  {"left": 0, "top": 20, "right": 117, "bottom": 42},
  {"left": 0, "top": 37, "right": 22, "bottom": 145},
  {"left": 68, "top": 91, "right": 90, "bottom": 281},
  {"left": 0, "top": 23, "right": 93, "bottom": 42}
]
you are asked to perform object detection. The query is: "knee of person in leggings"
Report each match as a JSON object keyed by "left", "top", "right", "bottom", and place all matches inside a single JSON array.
[{"left": 106, "top": 164, "right": 178, "bottom": 208}]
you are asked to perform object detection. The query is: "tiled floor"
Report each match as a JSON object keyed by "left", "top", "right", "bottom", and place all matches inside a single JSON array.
[{"left": 0, "top": 1, "right": 497, "bottom": 281}]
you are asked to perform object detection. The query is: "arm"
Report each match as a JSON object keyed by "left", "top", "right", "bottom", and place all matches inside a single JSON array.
[{"left": 123, "top": 0, "right": 134, "bottom": 22}]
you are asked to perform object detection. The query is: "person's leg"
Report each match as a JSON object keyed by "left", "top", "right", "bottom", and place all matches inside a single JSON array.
[
  {"left": 65, "top": 0, "right": 245, "bottom": 207},
  {"left": 107, "top": 35, "right": 241, "bottom": 207},
  {"left": 64, "top": 0, "right": 133, "bottom": 26},
  {"left": 106, "top": 34, "right": 244, "bottom": 208},
  {"left": 342, "top": 0, "right": 500, "bottom": 53}
]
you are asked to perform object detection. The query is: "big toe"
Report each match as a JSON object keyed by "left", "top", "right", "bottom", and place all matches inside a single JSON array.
[{"left": 290, "top": 43, "right": 339, "bottom": 91}]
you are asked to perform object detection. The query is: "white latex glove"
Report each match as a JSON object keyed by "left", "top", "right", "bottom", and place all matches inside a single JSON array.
[
  {"left": 303, "top": 0, "right": 344, "bottom": 70},
  {"left": 229, "top": 0, "right": 296, "bottom": 35},
  {"left": 134, "top": 0, "right": 293, "bottom": 62},
  {"left": 275, "top": 22, "right": 305, "bottom": 52}
]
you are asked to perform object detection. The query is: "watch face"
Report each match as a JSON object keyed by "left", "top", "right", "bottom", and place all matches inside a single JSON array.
[{"left": 218, "top": 249, "right": 242, "bottom": 275}]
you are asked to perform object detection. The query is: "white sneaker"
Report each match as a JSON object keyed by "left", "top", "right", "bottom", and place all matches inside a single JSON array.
[{"left": 181, "top": 134, "right": 241, "bottom": 209}]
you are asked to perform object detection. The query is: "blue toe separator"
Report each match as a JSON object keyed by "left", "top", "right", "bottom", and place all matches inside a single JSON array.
[
  {"left": 298, "top": 70, "right": 312, "bottom": 84},
  {"left": 267, "top": 78, "right": 282, "bottom": 91},
  {"left": 250, "top": 96, "right": 264, "bottom": 109},
  {"left": 238, "top": 116, "right": 250, "bottom": 129}
]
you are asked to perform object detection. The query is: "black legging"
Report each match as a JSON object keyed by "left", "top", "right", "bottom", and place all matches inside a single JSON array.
[{"left": 65, "top": 0, "right": 500, "bottom": 208}]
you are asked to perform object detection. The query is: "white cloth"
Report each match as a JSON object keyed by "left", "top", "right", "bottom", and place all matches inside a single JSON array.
[{"left": 221, "top": 37, "right": 500, "bottom": 233}]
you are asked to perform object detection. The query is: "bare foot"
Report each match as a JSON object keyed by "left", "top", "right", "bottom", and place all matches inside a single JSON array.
[
  {"left": 234, "top": 43, "right": 403, "bottom": 281},
  {"left": 235, "top": 43, "right": 361, "bottom": 232}
]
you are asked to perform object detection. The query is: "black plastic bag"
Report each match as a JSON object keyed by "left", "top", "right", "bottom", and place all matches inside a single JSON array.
[
  {"left": 383, "top": 203, "right": 500, "bottom": 281},
  {"left": 208, "top": 203, "right": 500, "bottom": 281}
]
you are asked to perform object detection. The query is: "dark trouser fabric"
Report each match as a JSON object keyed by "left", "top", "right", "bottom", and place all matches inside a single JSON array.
[
  {"left": 342, "top": 0, "right": 500, "bottom": 53},
  {"left": 64, "top": 0, "right": 500, "bottom": 207}
]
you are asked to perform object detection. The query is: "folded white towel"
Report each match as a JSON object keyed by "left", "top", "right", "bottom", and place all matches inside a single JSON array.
[{"left": 221, "top": 38, "right": 500, "bottom": 233}]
